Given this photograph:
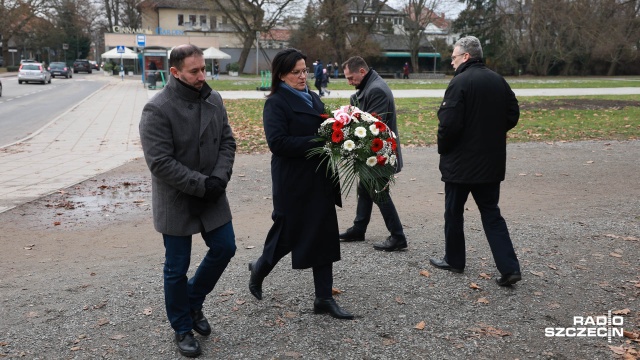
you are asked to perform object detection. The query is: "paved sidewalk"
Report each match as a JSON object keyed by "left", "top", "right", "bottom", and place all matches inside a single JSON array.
[
  {"left": 1, "top": 77, "right": 639, "bottom": 213},
  {"left": 0, "top": 77, "right": 149, "bottom": 213}
]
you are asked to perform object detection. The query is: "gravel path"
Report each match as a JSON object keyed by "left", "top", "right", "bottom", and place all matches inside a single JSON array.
[{"left": 0, "top": 140, "right": 638, "bottom": 359}]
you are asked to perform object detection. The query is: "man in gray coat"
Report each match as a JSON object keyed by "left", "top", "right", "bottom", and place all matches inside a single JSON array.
[
  {"left": 339, "top": 56, "right": 407, "bottom": 251},
  {"left": 139, "top": 44, "right": 236, "bottom": 358}
]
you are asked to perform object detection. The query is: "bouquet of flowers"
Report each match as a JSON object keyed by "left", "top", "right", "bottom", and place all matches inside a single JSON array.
[{"left": 307, "top": 105, "right": 398, "bottom": 200}]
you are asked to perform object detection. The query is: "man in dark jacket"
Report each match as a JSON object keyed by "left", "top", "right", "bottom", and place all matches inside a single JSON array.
[
  {"left": 139, "top": 44, "right": 237, "bottom": 357},
  {"left": 429, "top": 36, "right": 522, "bottom": 286},
  {"left": 339, "top": 56, "right": 407, "bottom": 252},
  {"left": 314, "top": 59, "right": 324, "bottom": 96}
]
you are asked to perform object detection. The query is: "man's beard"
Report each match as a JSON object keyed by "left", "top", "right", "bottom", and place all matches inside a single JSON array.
[{"left": 180, "top": 75, "right": 204, "bottom": 89}]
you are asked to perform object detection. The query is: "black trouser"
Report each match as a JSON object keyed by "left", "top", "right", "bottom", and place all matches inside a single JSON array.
[
  {"left": 252, "top": 241, "right": 333, "bottom": 299},
  {"left": 315, "top": 79, "right": 324, "bottom": 96},
  {"left": 351, "top": 181, "right": 405, "bottom": 240},
  {"left": 443, "top": 182, "right": 520, "bottom": 275}
]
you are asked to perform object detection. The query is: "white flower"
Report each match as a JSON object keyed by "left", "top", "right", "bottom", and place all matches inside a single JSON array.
[
  {"left": 321, "top": 119, "right": 335, "bottom": 127},
  {"left": 389, "top": 154, "right": 397, "bottom": 166},
  {"left": 366, "top": 156, "right": 377, "bottom": 167},
  {"left": 342, "top": 140, "right": 355, "bottom": 151},
  {"left": 354, "top": 127, "right": 367, "bottom": 138},
  {"left": 369, "top": 124, "right": 379, "bottom": 136},
  {"left": 361, "top": 112, "right": 377, "bottom": 122}
]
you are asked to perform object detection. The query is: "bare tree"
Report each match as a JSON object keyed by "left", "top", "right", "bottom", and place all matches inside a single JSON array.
[
  {"left": 399, "top": 0, "right": 443, "bottom": 72},
  {"left": 209, "top": 0, "right": 302, "bottom": 73}
]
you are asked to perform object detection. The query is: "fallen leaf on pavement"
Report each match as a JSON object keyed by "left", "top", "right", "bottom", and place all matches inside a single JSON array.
[
  {"left": 70, "top": 346, "right": 80, "bottom": 351},
  {"left": 414, "top": 321, "right": 426, "bottom": 330},
  {"left": 609, "top": 345, "right": 626, "bottom": 355},
  {"left": 142, "top": 308, "right": 152, "bottom": 316},
  {"left": 624, "top": 330, "right": 639, "bottom": 340},
  {"left": 479, "top": 273, "right": 491, "bottom": 279},
  {"left": 612, "top": 308, "right": 630, "bottom": 315},
  {"left": 97, "top": 318, "right": 109, "bottom": 326},
  {"left": 477, "top": 297, "right": 489, "bottom": 304},
  {"left": 419, "top": 270, "right": 430, "bottom": 277},
  {"left": 470, "top": 283, "right": 481, "bottom": 290},
  {"left": 547, "top": 264, "right": 557, "bottom": 270},
  {"left": 235, "top": 299, "right": 246, "bottom": 305},
  {"left": 110, "top": 334, "right": 125, "bottom": 340},
  {"left": 530, "top": 270, "right": 544, "bottom": 277},
  {"left": 245, "top": 245, "right": 255, "bottom": 249},
  {"left": 395, "top": 296, "right": 405, "bottom": 304},
  {"left": 332, "top": 288, "right": 343, "bottom": 295},
  {"left": 610, "top": 252, "right": 622, "bottom": 258}
]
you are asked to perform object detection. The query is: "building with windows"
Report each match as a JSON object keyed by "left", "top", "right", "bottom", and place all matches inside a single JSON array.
[{"left": 103, "top": 0, "right": 276, "bottom": 74}]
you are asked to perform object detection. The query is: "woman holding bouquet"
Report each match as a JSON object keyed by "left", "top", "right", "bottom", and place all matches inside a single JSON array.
[{"left": 247, "top": 48, "right": 354, "bottom": 320}]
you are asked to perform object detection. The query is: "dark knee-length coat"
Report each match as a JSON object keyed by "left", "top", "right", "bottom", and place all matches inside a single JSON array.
[{"left": 261, "top": 86, "right": 342, "bottom": 269}]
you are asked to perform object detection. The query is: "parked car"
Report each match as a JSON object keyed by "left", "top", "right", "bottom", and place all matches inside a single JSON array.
[
  {"left": 89, "top": 60, "right": 99, "bottom": 70},
  {"left": 18, "top": 63, "right": 52, "bottom": 84},
  {"left": 20, "top": 59, "right": 37, "bottom": 65},
  {"left": 73, "top": 59, "right": 92, "bottom": 74},
  {"left": 48, "top": 62, "right": 73, "bottom": 78}
]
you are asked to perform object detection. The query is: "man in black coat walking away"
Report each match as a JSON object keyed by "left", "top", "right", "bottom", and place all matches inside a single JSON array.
[{"left": 429, "top": 36, "right": 522, "bottom": 287}]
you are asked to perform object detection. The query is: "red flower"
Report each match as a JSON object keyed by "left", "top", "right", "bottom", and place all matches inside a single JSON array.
[
  {"left": 332, "top": 130, "right": 344, "bottom": 143},
  {"left": 371, "top": 138, "right": 384, "bottom": 152},
  {"left": 386, "top": 137, "right": 397, "bottom": 151},
  {"left": 332, "top": 121, "right": 344, "bottom": 131},
  {"left": 377, "top": 155, "right": 387, "bottom": 165},
  {"left": 374, "top": 121, "right": 387, "bottom": 132},
  {"left": 353, "top": 113, "right": 362, "bottom": 120},
  {"left": 320, "top": 113, "right": 330, "bottom": 119},
  {"left": 370, "top": 112, "right": 382, "bottom": 121}
]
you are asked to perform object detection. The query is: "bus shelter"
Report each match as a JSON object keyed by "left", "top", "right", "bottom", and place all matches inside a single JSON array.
[{"left": 142, "top": 47, "right": 169, "bottom": 89}]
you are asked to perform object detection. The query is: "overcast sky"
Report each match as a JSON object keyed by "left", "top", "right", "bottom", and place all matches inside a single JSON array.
[{"left": 386, "top": 0, "right": 465, "bottom": 19}]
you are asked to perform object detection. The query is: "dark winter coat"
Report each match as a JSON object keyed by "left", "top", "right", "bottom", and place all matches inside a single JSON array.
[
  {"left": 437, "top": 59, "right": 519, "bottom": 184},
  {"left": 350, "top": 70, "right": 403, "bottom": 173},
  {"left": 261, "top": 86, "right": 342, "bottom": 269},
  {"left": 139, "top": 76, "right": 236, "bottom": 235}
]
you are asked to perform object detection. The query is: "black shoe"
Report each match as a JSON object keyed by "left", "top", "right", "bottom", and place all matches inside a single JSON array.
[
  {"left": 313, "top": 298, "right": 354, "bottom": 320},
  {"left": 496, "top": 271, "right": 522, "bottom": 286},
  {"left": 190, "top": 310, "right": 211, "bottom": 336},
  {"left": 429, "top": 258, "right": 464, "bottom": 273},
  {"left": 174, "top": 331, "right": 201, "bottom": 358},
  {"left": 373, "top": 236, "right": 407, "bottom": 251},
  {"left": 248, "top": 260, "right": 263, "bottom": 300},
  {"left": 339, "top": 227, "right": 365, "bottom": 242}
]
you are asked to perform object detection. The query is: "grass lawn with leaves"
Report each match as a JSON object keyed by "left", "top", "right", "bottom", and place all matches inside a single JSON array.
[{"left": 225, "top": 95, "right": 640, "bottom": 154}]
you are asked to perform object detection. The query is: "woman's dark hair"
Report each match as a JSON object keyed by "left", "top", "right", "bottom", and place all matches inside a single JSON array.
[
  {"left": 268, "top": 48, "right": 307, "bottom": 97},
  {"left": 169, "top": 44, "right": 203, "bottom": 70}
]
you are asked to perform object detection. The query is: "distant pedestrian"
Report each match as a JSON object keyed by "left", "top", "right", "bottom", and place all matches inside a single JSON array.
[
  {"left": 139, "top": 44, "right": 237, "bottom": 358},
  {"left": 402, "top": 62, "right": 409, "bottom": 79},
  {"left": 429, "top": 36, "right": 522, "bottom": 287},
  {"left": 213, "top": 60, "right": 220, "bottom": 80},
  {"left": 333, "top": 61, "right": 339, "bottom": 78},
  {"left": 321, "top": 68, "right": 331, "bottom": 96},
  {"left": 314, "top": 59, "right": 324, "bottom": 96}
]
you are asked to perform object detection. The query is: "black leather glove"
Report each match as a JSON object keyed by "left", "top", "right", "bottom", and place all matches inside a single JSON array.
[{"left": 204, "top": 176, "right": 227, "bottom": 201}]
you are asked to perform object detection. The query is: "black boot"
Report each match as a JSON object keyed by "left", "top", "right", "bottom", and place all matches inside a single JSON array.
[
  {"left": 373, "top": 236, "right": 407, "bottom": 251},
  {"left": 190, "top": 310, "right": 211, "bottom": 336},
  {"left": 339, "top": 227, "right": 365, "bottom": 242},
  {"left": 174, "top": 331, "right": 201, "bottom": 357},
  {"left": 248, "top": 260, "right": 263, "bottom": 300},
  {"left": 313, "top": 298, "right": 354, "bottom": 320}
]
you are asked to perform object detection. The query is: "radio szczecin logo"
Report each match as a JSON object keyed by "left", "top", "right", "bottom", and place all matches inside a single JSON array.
[{"left": 545, "top": 310, "right": 624, "bottom": 343}]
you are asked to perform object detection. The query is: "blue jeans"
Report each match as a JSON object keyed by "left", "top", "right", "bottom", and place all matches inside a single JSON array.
[{"left": 163, "top": 221, "right": 236, "bottom": 333}]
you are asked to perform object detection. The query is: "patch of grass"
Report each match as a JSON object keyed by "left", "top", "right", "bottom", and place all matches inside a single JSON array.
[
  {"left": 209, "top": 76, "right": 640, "bottom": 91},
  {"left": 225, "top": 95, "right": 640, "bottom": 154}
]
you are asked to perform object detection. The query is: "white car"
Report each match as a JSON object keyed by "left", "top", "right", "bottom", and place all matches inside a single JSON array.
[{"left": 18, "top": 63, "right": 52, "bottom": 84}]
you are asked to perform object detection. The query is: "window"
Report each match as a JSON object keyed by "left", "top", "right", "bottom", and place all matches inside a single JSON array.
[
  {"left": 211, "top": 16, "right": 217, "bottom": 28},
  {"left": 222, "top": 16, "right": 228, "bottom": 24},
  {"left": 178, "top": 14, "right": 184, "bottom": 26},
  {"left": 200, "top": 15, "right": 207, "bottom": 26},
  {"left": 189, "top": 15, "right": 196, "bottom": 25}
]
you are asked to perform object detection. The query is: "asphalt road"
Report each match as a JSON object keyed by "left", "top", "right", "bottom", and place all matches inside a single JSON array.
[{"left": 0, "top": 73, "right": 105, "bottom": 146}]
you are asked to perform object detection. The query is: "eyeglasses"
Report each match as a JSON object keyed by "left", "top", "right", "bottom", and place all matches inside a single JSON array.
[
  {"left": 451, "top": 52, "right": 468, "bottom": 61},
  {"left": 289, "top": 68, "right": 308, "bottom": 77}
]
